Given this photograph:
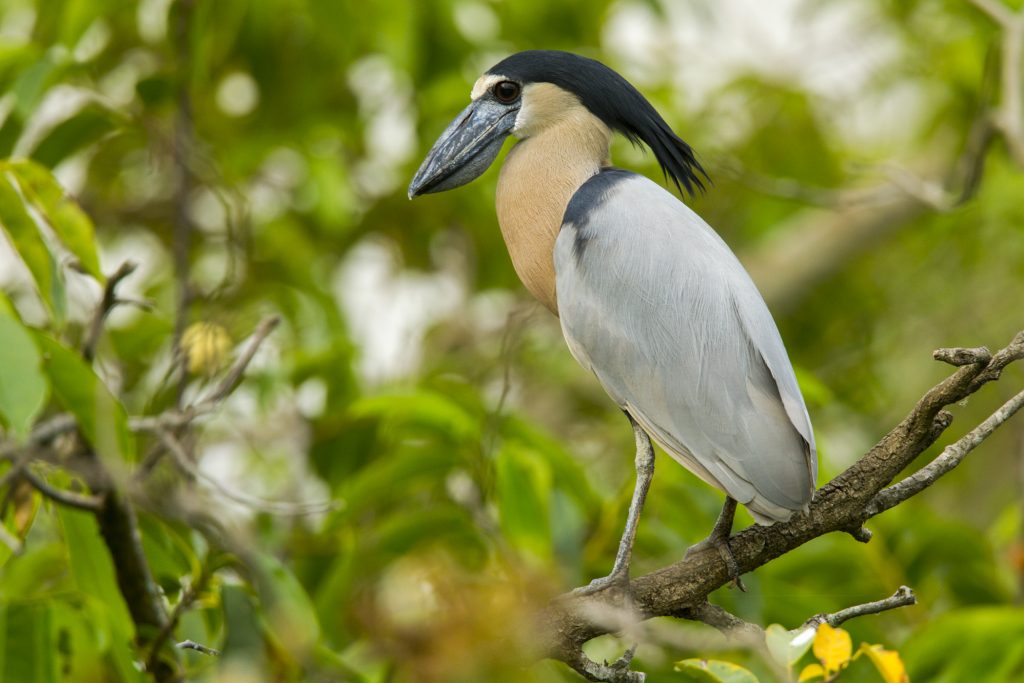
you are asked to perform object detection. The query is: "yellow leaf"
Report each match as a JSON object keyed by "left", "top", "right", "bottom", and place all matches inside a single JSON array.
[
  {"left": 798, "top": 663, "right": 826, "bottom": 682},
  {"left": 860, "top": 644, "right": 909, "bottom": 683},
  {"left": 813, "top": 623, "right": 852, "bottom": 674},
  {"left": 182, "top": 322, "right": 232, "bottom": 375}
]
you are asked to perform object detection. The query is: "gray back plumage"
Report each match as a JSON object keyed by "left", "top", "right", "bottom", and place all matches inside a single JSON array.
[{"left": 555, "top": 170, "right": 816, "bottom": 522}]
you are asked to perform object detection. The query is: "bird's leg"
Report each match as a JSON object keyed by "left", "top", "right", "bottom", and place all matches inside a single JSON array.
[
  {"left": 684, "top": 497, "right": 745, "bottom": 591},
  {"left": 573, "top": 413, "right": 655, "bottom": 596}
]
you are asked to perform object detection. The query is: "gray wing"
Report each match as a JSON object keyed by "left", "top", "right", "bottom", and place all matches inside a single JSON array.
[{"left": 555, "top": 170, "right": 816, "bottom": 523}]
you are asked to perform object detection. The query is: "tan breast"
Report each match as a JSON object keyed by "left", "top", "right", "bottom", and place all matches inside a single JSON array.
[{"left": 494, "top": 85, "right": 612, "bottom": 315}]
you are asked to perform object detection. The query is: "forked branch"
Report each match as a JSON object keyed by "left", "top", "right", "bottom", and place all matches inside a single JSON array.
[{"left": 547, "top": 330, "right": 1024, "bottom": 680}]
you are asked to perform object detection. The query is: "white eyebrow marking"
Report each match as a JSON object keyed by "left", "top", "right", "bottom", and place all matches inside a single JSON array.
[{"left": 471, "top": 74, "right": 507, "bottom": 100}]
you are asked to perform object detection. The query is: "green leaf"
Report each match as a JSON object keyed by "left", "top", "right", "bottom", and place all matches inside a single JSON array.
[
  {"left": 10, "top": 159, "right": 103, "bottom": 280},
  {"left": 674, "top": 658, "right": 761, "bottom": 683},
  {"left": 221, "top": 584, "right": 264, "bottom": 663},
  {"left": 0, "top": 302, "right": 48, "bottom": 441},
  {"left": 0, "top": 603, "right": 58, "bottom": 683},
  {"left": 254, "top": 553, "right": 321, "bottom": 656},
  {"left": 495, "top": 443, "right": 552, "bottom": 562},
  {"left": 57, "top": 506, "right": 142, "bottom": 681},
  {"left": 33, "top": 332, "right": 136, "bottom": 462},
  {"left": 57, "top": 506, "right": 134, "bottom": 629},
  {"left": 348, "top": 391, "right": 480, "bottom": 443},
  {"left": 11, "top": 57, "right": 60, "bottom": 119},
  {"left": 0, "top": 170, "right": 62, "bottom": 320},
  {"left": 766, "top": 623, "right": 816, "bottom": 667},
  {"left": 30, "top": 104, "right": 120, "bottom": 168},
  {"left": 903, "top": 606, "right": 1024, "bottom": 682},
  {"left": 48, "top": 599, "right": 109, "bottom": 682}
]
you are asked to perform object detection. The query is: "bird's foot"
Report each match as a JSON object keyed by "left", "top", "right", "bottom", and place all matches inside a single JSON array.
[
  {"left": 685, "top": 534, "right": 746, "bottom": 592},
  {"left": 571, "top": 567, "right": 631, "bottom": 597}
]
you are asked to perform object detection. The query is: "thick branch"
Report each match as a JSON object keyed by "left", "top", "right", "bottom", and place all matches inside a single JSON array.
[{"left": 539, "top": 330, "right": 1024, "bottom": 667}]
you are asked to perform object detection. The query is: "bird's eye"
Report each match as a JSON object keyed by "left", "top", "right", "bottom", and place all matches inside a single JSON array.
[{"left": 492, "top": 81, "right": 521, "bottom": 104}]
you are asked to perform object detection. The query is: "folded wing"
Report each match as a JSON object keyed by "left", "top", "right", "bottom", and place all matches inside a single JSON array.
[{"left": 555, "top": 170, "right": 816, "bottom": 522}]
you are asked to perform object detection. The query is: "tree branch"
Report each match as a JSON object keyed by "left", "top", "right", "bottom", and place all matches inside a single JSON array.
[
  {"left": 83, "top": 261, "right": 138, "bottom": 362},
  {"left": 155, "top": 428, "right": 336, "bottom": 516},
  {"left": 176, "top": 639, "right": 220, "bottom": 656},
  {"left": 539, "top": 330, "right": 1024, "bottom": 676},
  {"left": 968, "top": 0, "right": 1024, "bottom": 166},
  {"left": 21, "top": 468, "right": 104, "bottom": 511},
  {"left": 804, "top": 586, "right": 917, "bottom": 629},
  {"left": 202, "top": 315, "right": 280, "bottom": 404},
  {"left": 866, "top": 386, "right": 1024, "bottom": 516}
]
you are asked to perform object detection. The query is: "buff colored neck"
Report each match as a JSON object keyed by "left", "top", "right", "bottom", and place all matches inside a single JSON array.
[{"left": 494, "top": 87, "right": 611, "bottom": 315}]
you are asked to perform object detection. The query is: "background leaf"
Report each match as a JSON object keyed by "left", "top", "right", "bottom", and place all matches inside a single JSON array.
[
  {"left": 9, "top": 159, "right": 103, "bottom": 281},
  {"left": 0, "top": 300, "right": 48, "bottom": 440},
  {"left": 33, "top": 332, "right": 136, "bottom": 463}
]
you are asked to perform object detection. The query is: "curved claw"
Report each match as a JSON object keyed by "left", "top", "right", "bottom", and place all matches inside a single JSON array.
[
  {"left": 684, "top": 497, "right": 747, "bottom": 591},
  {"left": 685, "top": 534, "right": 746, "bottom": 592}
]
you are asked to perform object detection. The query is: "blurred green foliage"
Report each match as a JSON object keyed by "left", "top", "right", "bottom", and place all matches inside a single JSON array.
[{"left": 0, "top": 0, "right": 1023, "bottom": 681}]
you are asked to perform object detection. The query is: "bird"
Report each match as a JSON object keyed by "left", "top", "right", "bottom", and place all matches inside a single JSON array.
[{"left": 408, "top": 50, "right": 816, "bottom": 592}]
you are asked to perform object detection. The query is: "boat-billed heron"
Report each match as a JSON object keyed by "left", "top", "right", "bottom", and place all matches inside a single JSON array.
[{"left": 408, "top": 50, "right": 816, "bottom": 591}]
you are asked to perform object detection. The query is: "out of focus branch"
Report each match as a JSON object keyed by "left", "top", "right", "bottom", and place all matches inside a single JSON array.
[
  {"left": 968, "top": 0, "right": 1024, "bottom": 165},
  {"left": 0, "top": 314, "right": 286, "bottom": 683},
  {"left": 83, "top": 261, "right": 138, "bottom": 362},
  {"left": 736, "top": 1, "right": 1017, "bottom": 313},
  {"left": 177, "top": 640, "right": 220, "bottom": 656},
  {"left": 155, "top": 428, "right": 335, "bottom": 516},
  {"left": 743, "top": 192, "right": 927, "bottom": 311},
  {"left": 21, "top": 469, "right": 103, "bottom": 511},
  {"left": 171, "top": 0, "right": 196, "bottom": 408},
  {"left": 542, "top": 330, "right": 1024, "bottom": 680}
]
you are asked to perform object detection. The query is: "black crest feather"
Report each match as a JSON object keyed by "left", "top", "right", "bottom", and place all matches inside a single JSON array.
[{"left": 487, "top": 50, "right": 708, "bottom": 196}]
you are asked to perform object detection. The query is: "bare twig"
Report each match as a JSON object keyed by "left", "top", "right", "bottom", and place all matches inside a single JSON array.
[
  {"left": 84, "top": 261, "right": 138, "bottom": 362},
  {"left": 202, "top": 315, "right": 281, "bottom": 405},
  {"left": 713, "top": 157, "right": 887, "bottom": 208},
  {"left": 147, "top": 569, "right": 210, "bottom": 673},
  {"left": 804, "top": 586, "right": 917, "bottom": 629},
  {"left": 969, "top": 331, "right": 1024, "bottom": 388},
  {"left": 0, "top": 414, "right": 78, "bottom": 460},
  {"left": 177, "top": 639, "right": 220, "bottom": 656},
  {"left": 156, "top": 429, "right": 336, "bottom": 516},
  {"left": 866, "top": 386, "right": 1024, "bottom": 516},
  {"left": 21, "top": 469, "right": 103, "bottom": 511}
]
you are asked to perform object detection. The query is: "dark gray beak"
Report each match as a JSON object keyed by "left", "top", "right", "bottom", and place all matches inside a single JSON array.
[{"left": 407, "top": 98, "right": 518, "bottom": 199}]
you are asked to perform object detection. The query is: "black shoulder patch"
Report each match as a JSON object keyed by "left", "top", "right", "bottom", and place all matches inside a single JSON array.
[{"left": 563, "top": 168, "right": 633, "bottom": 264}]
